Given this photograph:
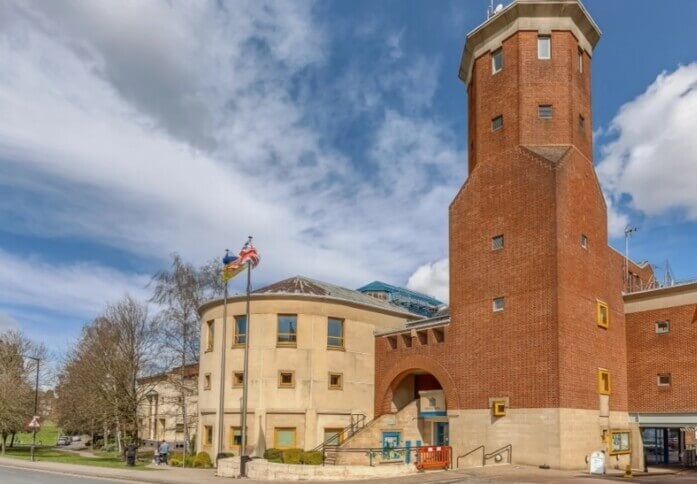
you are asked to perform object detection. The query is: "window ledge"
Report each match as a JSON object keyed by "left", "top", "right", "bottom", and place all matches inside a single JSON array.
[
  {"left": 276, "top": 343, "right": 297, "bottom": 348},
  {"left": 327, "top": 345, "right": 345, "bottom": 352},
  {"left": 231, "top": 344, "right": 246, "bottom": 349}
]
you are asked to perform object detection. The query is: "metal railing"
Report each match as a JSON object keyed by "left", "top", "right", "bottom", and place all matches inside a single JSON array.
[
  {"left": 312, "top": 414, "right": 367, "bottom": 453},
  {"left": 323, "top": 445, "right": 452, "bottom": 468},
  {"left": 456, "top": 443, "right": 512, "bottom": 467},
  {"left": 456, "top": 445, "right": 484, "bottom": 468},
  {"left": 484, "top": 443, "right": 512, "bottom": 465}
]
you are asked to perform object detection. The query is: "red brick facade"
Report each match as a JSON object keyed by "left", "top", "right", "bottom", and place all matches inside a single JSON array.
[{"left": 626, "top": 298, "right": 697, "bottom": 413}]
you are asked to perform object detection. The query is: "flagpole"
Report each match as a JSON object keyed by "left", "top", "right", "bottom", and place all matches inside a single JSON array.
[
  {"left": 216, "top": 268, "right": 229, "bottom": 462},
  {"left": 240, "top": 258, "right": 252, "bottom": 476}
]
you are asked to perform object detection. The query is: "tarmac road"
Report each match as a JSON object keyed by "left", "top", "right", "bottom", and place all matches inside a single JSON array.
[{"left": 0, "top": 466, "right": 132, "bottom": 484}]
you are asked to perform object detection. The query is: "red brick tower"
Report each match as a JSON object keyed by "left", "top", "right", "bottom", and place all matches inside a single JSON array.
[
  {"left": 449, "top": 0, "right": 631, "bottom": 468},
  {"left": 372, "top": 0, "right": 635, "bottom": 469}
]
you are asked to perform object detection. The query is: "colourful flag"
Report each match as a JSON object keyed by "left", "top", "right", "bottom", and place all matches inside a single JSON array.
[{"left": 222, "top": 237, "right": 260, "bottom": 281}]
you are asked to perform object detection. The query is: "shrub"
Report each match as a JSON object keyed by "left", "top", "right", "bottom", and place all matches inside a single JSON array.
[
  {"left": 301, "top": 451, "right": 323, "bottom": 465},
  {"left": 282, "top": 448, "right": 303, "bottom": 464},
  {"left": 137, "top": 449, "right": 154, "bottom": 462},
  {"left": 193, "top": 452, "right": 213, "bottom": 468},
  {"left": 218, "top": 452, "right": 235, "bottom": 458},
  {"left": 169, "top": 457, "right": 181, "bottom": 466},
  {"left": 263, "top": 448, "right": 283, "bottom": 463}
]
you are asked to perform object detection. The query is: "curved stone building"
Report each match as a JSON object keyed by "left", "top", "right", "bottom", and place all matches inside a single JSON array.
[{"left": 196, "top": 276, "right": 418, "bottom": 458}]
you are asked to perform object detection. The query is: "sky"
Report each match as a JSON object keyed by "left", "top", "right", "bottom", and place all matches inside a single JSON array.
[{"left": 0, "top": 0, "right": 696, "bottom": 350}]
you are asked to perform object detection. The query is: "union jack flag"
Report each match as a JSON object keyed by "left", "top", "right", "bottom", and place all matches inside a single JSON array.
[{"left": 222, "top": 237, "right": 260, "bottom": 281}]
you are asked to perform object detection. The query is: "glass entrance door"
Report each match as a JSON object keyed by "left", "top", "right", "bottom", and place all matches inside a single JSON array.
[{"left": 434, "top": 422, "right": 449, "bottom": 446}]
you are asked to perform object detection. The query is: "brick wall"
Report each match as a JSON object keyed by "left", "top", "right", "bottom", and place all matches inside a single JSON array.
[{"left": 626, "top": 303, "right": 697, "bottom": 413}]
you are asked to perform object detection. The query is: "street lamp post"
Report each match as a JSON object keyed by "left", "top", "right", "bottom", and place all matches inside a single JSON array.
[{"left": 25, "top": 355, "right": 40, "bottom": 462}]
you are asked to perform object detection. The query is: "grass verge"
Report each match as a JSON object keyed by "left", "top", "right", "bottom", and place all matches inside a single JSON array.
[{"left": 1, "top": 447, "right": 154, "bottom": 470}]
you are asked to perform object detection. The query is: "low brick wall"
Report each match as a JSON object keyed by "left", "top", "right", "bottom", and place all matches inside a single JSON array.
[{"left": 217, "top": 457, "right": 418, "bottom": 480}]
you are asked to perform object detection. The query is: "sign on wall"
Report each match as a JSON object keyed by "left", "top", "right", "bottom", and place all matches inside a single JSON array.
[{"left": 609, "top": 430, "right": 631, "bottom": 455}]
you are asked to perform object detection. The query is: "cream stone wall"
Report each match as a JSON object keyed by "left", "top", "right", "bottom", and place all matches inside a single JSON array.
[
  {"left": 197, "top": 296, "right": 411, "bottom": 458},
  {"left": 137, "top": 375, "right": 198, "bottom": 446}
]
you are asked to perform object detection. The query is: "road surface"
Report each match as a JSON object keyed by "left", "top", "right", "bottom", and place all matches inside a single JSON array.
[{"left": 0, "top": 466, "right": 131, "bottom": 484}]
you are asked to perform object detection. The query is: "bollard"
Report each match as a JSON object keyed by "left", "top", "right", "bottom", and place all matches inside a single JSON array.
[{"left": 624, "top": 464, "right": 632, "bottom": 478}]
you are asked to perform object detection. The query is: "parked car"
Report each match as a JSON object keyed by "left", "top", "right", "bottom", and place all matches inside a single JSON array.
[
  {"left": 56, "top": 436, "right": 70, "bottom": 446},
  {"left": 71, "top": 436, "right": 82, "bottom": 442}
]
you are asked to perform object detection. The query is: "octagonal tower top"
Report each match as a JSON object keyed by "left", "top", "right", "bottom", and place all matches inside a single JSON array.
[{"left": 459, "top": 0, "right": 601, "bottom": 85}]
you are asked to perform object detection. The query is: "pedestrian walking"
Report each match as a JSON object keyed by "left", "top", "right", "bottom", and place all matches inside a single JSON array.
[{"left": 158, "top": 440, "right": 170, "bottom": 465}]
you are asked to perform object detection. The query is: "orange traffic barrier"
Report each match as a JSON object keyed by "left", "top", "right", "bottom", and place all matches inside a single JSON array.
[{"left": 416, "top": 446, "right": 451, "bottom": 470}]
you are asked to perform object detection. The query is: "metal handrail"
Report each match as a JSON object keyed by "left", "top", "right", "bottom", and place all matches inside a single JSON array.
[
  {"left": 484, "top": 443, "right": 512, "bottom": 465},
  {"left": 456, "top": 445, "right": 484, "bottom": 468},
  {"left": 313, "top": 413, "right": 366, "bottom": 453}
]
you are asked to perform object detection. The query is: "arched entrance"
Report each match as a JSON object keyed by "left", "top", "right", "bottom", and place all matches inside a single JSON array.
[{"left": 387, "top": 371, "right": 449, "bottom": 447}]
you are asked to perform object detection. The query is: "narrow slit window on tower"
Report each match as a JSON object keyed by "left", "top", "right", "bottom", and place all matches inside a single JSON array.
[
  {"left": 491, "top": 48, "right": 502, "bottom": 74},
  {"left": 491, "top": 115, "right": 503, "bottom": 131},
  {"left": 581, "top": 234, "right": 588, "bottom": 249},
  {"left": 598, "top": 368, "right": 611, "bottom": 395},
  {"left": 655, "top": 320, "right": 670, "bottom": 334},
  {"left": 579, "top": 114, "right": 585, "bottom": 130},
  {"left": 492, "top": 234, "right": 504, "bottom": 250},
  {"left": 578, "top": 48, "right": 584, "bottom": 73},
  {"left": 493, "top": 297, "right": 505, "bottom": 312},
  {"left": 538, "top": 104, "right": 553, "bottom": 119},
  {"left": 537, "top": 35, "right": 551, "bottom": 59}
]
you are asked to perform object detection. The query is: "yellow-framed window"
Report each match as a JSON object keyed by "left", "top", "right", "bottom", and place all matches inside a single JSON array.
[
  {"left": 598, "top": 368, "right": 611, "bottom": 395},
  {"left": 323, "top": 428, "right": 344, "bottom": 445},
  {"left": 232, "top": 371, "right": 244, "bottom": 388},
  {"left": 204, "top": 425, "right": 213, "bottom": 446},
  {"left": 328, "top": 372, "right": 343, "bottom": 390},
  {"left": 233, "top": 315, "right": 247, "bottom": 346},
  {"left": 206, "top": 320, "right": 215, "bottom": 351},
  {"left": 327, "top": 317, "right": 344, "bottom": 349},
  {"left": 277, "top": 314, "right": 298, "bottom": 347},
  {"left": 597, "top": 301, "right": 609, "bottom": 329},
  {"left": 278, "top": 370, "right": 295, "bottom": 388},
  {"left": 229, "top": 426, "right": 244, "bottom": 449},
  {"left": 274, "top": 427, "right": 296, "bottom": 449}
]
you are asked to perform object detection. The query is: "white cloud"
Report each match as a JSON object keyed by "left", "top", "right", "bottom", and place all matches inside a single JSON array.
[
  {"left": 407, "top": 258, "right": 449, "bottom": 303},
  {"left": 0, "top": 0, "right": 464, "bottom": 311},
  {"left": 597, "top": 63, "right": 697, "bottom": 225},
  {"left": 0, "top": 250, "right": 150, "bottom": 318}
]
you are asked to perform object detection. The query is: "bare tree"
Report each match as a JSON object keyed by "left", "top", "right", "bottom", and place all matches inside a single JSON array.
[
  {"left": 150, "top": 254, "right": 223, "bottom": 464},
  {"left": 0, "top": 330, "right": 46, "bottom": 455},
  {"left": 55, "top": 296, "right": 159, "bottom": 454}
]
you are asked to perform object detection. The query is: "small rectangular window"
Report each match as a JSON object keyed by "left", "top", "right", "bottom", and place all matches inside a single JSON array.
[
  {"left": 655, "top": 320, "right": 670, "bottom": 334},
  {"left": 581, "top": 234, "right": 588, "bottom": 249},
  {"left": 274, "top": 427, "right": 296, "bottom": 449},
  {"left": 233, "top": 372, "right": 244, "bottom": 388},
  {"left": 230, "top": 426, "right": 244, "bottom": 448},
  {"left": 203, "top": 373, "right": 211, "bottom": 390},
  {"left": 206, "top": 320, "right": 215, "bottom": 352},
  {"left": 538, "top": 35, "right": 551, "bottom": 59},
  {"left": 579, "top": 114, "right": 585, "bottom": 130},
  {"left": 327, "top": 317, "right": 344, "bottom": 349},
  {"left": 493, "top": 297, "right": 505, "bottom": 312},
  {"left": 491, "top": 48, "right": 503, "bottom": 74},
  {"left": 277, "top": 314, "right": 298, "bottom": 346},
  {"left": 492, "top": 234, "right": 504, "bottom": 250},
  {"left": 578, "top": 49, "right": 584, "bottom": 73},
  {"left": 492, "top": 401, "right": 506, "bottom": 417},
  {"left": 598, "top": 368, "right": 611, "bottom": 395},
  {"left": 491, "top": 115, "right": 503, "bottom": 131},
  {"left": 657, "top": 373, "right": 672, "bottom": 386},
  {"left": 233, "top": 315, "right": 247, "bottom": 346},
  {"left": 597, "top": 301, "right": 609, "bottom": 329},
  {"left": 538, "top": 105, "right": 553, "bottom": 119},
  {"left": 204, "top": 425, "right": 213, "bottom": 445},
  {"left": 328, "top": 372, "right": 343, "bottom": 390},
  {"left": 279, "top": 370, "right": 295, "bottom": 388}
]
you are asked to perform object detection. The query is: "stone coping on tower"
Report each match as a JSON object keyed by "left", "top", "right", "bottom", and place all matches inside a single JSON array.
[{"left": 459, "top": 0, "right": 601, "bottom": 85}]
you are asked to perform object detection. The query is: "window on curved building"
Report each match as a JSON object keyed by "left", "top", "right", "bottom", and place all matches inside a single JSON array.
[
  {"left": 277, "top": 314, "right": 297, "bottom": 346},
  {"left": 598, "top": 368, "right": 611, "bottom": 395},
  {"left": 206, "top": 320, "right": 214, "bottom": 352},
  {"left": 327, "top": 318, "right": 344, "bottom": 349},
  {"left": 233, "top": 315, "right": 246, "bottom": 346},
  {"left": 597, "top": 301, "right": 609, "bottom": 329},
  {"left": 491, "top": 115, "right": 503, "bottom": 131}
]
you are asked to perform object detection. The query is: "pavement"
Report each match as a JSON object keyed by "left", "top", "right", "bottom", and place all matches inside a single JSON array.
[{"left": 0, "top": 457, "right": 693, "bottom": 484}]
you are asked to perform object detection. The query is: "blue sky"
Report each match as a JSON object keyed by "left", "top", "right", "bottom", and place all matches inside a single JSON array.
[{"left": 0, "top": 0, "right": 696, "bottom": 349}]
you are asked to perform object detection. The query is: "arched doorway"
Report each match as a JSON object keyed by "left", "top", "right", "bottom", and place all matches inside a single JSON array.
[{"left": 388, "top": 371, "right": 449, "bottom": 447}]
